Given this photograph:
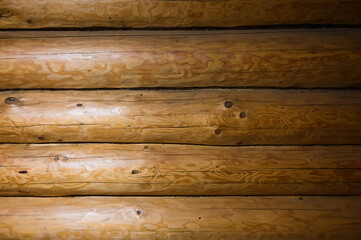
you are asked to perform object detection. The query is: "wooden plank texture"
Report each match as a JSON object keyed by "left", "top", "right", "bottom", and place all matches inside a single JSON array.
[
  {"left": 1, "top": 196, "right": 360, "bottom": 239},
  {"left": 0, "top": 0, "right": 360, "bottom": 29},
  {"left": 1, "top": 89, "right": 361, "bottom": 145},
  {"left": 1, "top": 144, "right": 360, "bottom": 196},
  {"left": 1, "top": 29, "right": 361, "bottom": 89}
]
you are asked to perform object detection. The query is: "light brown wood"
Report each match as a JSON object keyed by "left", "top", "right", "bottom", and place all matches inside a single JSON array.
[
  {"left": 1, "top": 29, "right": 361, "bottom": 89},
  {"left": 1, "top": 0, "right": 361, "bottom": 29},
  {"left": 1, "top": 89, "right": 361, "bottom": 145},
  {"left": 1, "top": 144, "right": 360, "bottom": 196},
  {"left": 1, "top": 196, "right": 360, "bottom": 239}
]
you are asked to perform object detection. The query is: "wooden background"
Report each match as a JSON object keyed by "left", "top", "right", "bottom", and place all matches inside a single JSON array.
[{"left": 0, "top": 0, "right": 360, "bottom": 239}]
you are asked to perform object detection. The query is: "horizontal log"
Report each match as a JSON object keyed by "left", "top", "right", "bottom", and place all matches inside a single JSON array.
[
  {"left": 0, "top": 0, "right": 360, "bottom": 29},
  {"left": 1, "top": 89, "right": 361, "bottom": 145},
  {"left": 1, "top": 196, "right": 360, "bottom": 239},
  {"left": 1, "top": 144, "right": 360, "bottom": 196},
  {"left": 1, "top": 29, "right": 361, "bottom": 89}
]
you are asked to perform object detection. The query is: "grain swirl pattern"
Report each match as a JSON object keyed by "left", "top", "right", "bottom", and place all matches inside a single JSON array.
[
  {"left": 1, "top": 144, "right": 360, "bottom": 196},
  {"left": 0, "top": 196, "right": 360, "bottom": 239},
  {"left": 1, "top": 89, "right": 360, "bottom": 145},
  {"left": 0, "top": 29, "right": 360, "bottom": 88},
  {"left": 0, "top": 0, "right": 360, "bottom": 28}
]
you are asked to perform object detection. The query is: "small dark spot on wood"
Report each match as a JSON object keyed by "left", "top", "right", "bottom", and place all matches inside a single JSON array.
[
  {"left": 278, "top": 81, "right": 283, "bottom": 84},
  {"left": 224, "top": 101, "right": 233, "bottom": 108},
  {"left": 199, "top": 217, "right": 201, "bottom": 220},
  {"left": 136, "top": 210, "right": 142, "bottom": 215},
  {"left": 309, "top": 158, "right": 313, "bottom": 161},
  {"left": 140, "top": 94, "right": 143, "bottom": 96},
  {"left": 214, "top": 129, "right": 222, "bottom": 134},
  {"left": 26, "top": 19, "right": 32, "bottom": 24},
  {"left": 216, "top": 165, "right": 220, "bottom": 168},
  {"left": 58, "top": 139, "right": 63, "bottom": 142},
  {"left": 108, "top": 17, "right": 112, "bottom": 19},
  {"left": 281, "top": 107, "right": 284, "bottom": 110},
  {"left": 5, "top": 97, "right": 18, "bottom": 104},
  {"left": 88, "top": 70, "right": 91, "bottom": 72},
  {"left": 54, "top": 156, "right": 59, "bottom": 161},
  {"left": 18, "top": 171, "right": 27, "bottom": 174},
  {"left": 77, "top": 103, "right": 83, "bottom": 107},
  {"left": 38, "top": 137, "right": 44, "bottom": 140},
  {"left": 239, "top": 112, "right": 246, "bottom": 118},
  {"left": 132, "top": 170, "right": 139, "bottom": 174},
  {"left": 0, "top": 9, "right": 12, "bottom": 18},
  {"left": 298, "top": 197, "right": 303, "bottom": 200},
  {"left": 144, "top": 146, "right": 148, "bottom": 149},
  {"left": 237, "top": 142, "right": 242, "bottom": 145}
]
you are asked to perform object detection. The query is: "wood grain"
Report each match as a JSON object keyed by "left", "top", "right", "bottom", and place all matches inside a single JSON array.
[
  {"left": 1, "top": 29, "right": 361, "bottom": 89},
  {"left": 1, "top": 144, "right": 360, "bottom": 196},
  {"left": 0, "top": 0, "right": 360, "bottom": 29},
  {"left": 1, "top": 196, "right": 360, "bottom": 239},
  {"left": 1, "top": 89, "right": 361, "bottom": 145}
]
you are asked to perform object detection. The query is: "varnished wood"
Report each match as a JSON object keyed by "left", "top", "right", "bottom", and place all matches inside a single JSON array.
[
  {"left": 0, "top": 0, "right": 360, "bottom": 29},
  {"left": 1, "top": 89, "right": 360, "bottom": 145},
  {"left": 1, "top": 144, "right": 360, "bottom": 196},
  {"left": 1, "top": 196, "right": 360, "bottom": 239},
  {"left": 1, "top": 29, "right": 361, "bottom": 89}
]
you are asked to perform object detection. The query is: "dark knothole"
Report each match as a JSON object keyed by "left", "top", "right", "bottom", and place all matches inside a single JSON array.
[
  {"left": 4, "top": 97, "right": 18, "bottom": 104},
  {"left": 214, "top": 129, "right": 222, "bottom": 134},
  {"left": 224, "top": 101, "right": 233, "bottom": 108},
  {"left": 18, "top": 171, "right": 28, "bottom": 174}
]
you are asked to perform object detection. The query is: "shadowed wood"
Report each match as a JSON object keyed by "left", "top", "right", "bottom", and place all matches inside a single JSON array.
[
  {"left": 1, "top": 144, "right": 360, "bottom": 196},
  {"left": 1, "top": 29, "right": 361, "bottom": 89},
  {"left": 1, "top": 196, "right": 360, "bottom": 239},
  {"left": 0, "top": 0, "right": 361, "bottom": 29},
  {"left": 1, "top": 89, "right": 361, "bottom": 145}
]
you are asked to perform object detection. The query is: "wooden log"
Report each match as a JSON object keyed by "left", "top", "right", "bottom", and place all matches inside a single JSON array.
[
  {"left": 1, "top": 89, "right": 361, "bottom": 145},
  {"left": 0, "top": 0, "right": 360, "bottom": 29},
  {"left": 1, "top": 29, "right": 361, "bottom": 89},
  {"left": 1, "top": 196, "right": 360, "bottom": 239},
  {"left": 1, "top": 144, "right": 360, "bottom": 196}
]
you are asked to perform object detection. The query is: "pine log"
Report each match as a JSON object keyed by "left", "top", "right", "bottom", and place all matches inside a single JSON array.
[
  {"left": 1, "top": 89, "right": 361, "bottom": 145},
  {"left": 1, "top": 144, "right": 360, "bottom": 196},
  {"left": 0, "top": 29, "right": 361, "bottom": 88},
  {"left": 0, "top": 0, "right": 360, "bottom": 28},
  {"left": 1, "top": 196, "right": 360, "bottom": 239}
]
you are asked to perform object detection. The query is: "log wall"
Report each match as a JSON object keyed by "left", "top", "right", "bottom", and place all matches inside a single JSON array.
[{"left": 1, "top": 1, "right": 361, "bottom": 239}]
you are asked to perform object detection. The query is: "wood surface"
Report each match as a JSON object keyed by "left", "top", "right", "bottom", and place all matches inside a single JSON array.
[
  {"left": 1, "top": 0, "right": 361, "bottom": 29},
  {"left": 1, "top": 29, "right": 361, "bottom": 89},
  {"left": 1, "top": 196, "right": 360, "bottom": 239},
  {"left": 1, "top": 144, "right": 360, "bottom": 196},
  {"left": 1, "top": 89, "right": 361, "bottom": 145}
]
